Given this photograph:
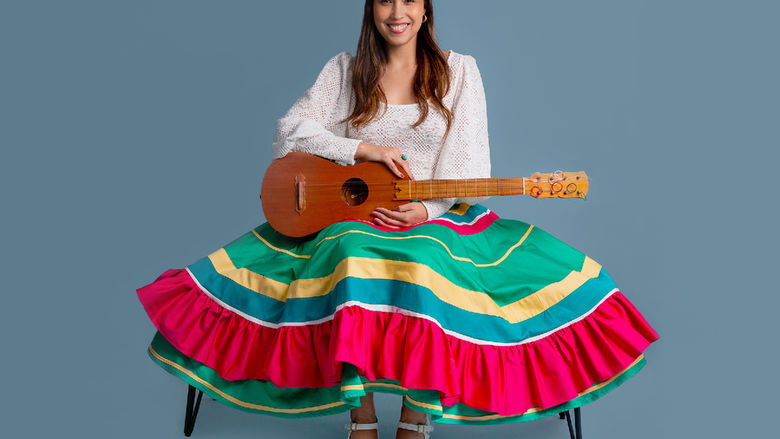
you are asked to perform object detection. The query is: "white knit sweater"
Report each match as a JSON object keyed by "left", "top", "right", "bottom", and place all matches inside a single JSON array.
[{"left": 272, "top": 51, "right": 490, "bottom": 220}]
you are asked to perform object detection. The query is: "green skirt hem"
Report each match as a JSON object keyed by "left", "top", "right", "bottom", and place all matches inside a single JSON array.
[{"left": 148, "top": 332, "right": 646, "bottom": 425}]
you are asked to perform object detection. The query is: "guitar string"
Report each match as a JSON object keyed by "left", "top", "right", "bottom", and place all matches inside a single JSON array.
[
  {"left": 267, "top": 175, "right": 585, "bottom": 200},
  {"left": 266, "top": 178, "right": 580, "bottom": 195},
  {"left": 266, "top": 177, "right": 577, "bottom": 189}
]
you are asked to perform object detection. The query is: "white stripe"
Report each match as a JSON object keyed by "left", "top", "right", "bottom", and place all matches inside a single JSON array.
[
  {"left": 503, "top": 288, "right": 619, "bottom": 346},
  {"left": 185, "top": 268, "right": 617, "bottom": 347},
  {"left": 431, "top": 210, "right": 490, "bottom": 227}
]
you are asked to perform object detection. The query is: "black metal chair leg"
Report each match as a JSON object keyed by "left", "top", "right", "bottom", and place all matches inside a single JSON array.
[
  {"left": 574, "top": 407, "right": 582, "bottom": 439},
  {"left": 564, "top": 410, "right": 575, "bottom": 439},
  {"left": 184, "top": 385, "right": 204, "bottom": 437},
  {"left": 558, "top": 408, "right": 582, "bottom": 439}
]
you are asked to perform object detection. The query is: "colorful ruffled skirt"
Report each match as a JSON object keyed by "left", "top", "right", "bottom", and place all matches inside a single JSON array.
[{"left": 137, "top": 204, "right": 658, "bottom": 425}]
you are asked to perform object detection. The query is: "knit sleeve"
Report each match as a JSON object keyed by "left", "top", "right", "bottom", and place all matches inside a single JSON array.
[
  {"left": 272, "top": 52, "right": 363, "bottom": 165},
  {"left": 421, "top": 55, "right": 491, "bottom": 219}
]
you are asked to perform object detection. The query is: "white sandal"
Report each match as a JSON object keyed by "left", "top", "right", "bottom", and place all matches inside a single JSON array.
[
  {"left": 344, "top": 419, "right": 378, "bottom": 439},
  {"left": 397, "top": 413, "right": 434, "bottom": 439}
]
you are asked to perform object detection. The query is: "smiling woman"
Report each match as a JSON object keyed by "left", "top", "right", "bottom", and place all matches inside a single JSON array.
[{"left": 136, "top": 1, "right": 659, "bottom": 438}]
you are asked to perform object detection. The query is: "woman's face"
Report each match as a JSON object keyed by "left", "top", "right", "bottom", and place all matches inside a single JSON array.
[{"left": 372, "top": 0, "right": 426, "bottom": 49}]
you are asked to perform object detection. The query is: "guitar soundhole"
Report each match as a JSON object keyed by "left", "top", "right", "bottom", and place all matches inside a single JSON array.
[{"left": 341, "top": 178, "right": 369, "bottom": 206}]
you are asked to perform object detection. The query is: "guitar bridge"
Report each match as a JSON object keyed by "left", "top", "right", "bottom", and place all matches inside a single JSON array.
[{"left": 294, "top": 172, "right": 306, "bottom": 214}]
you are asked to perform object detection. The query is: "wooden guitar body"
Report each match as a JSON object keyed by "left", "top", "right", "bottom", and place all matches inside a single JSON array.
[
  {"left": 261, "top": 152, "right": 407, "bottom": 238},
  {"left": 261, "top": 152, "right": 588, "bottom": 238}
]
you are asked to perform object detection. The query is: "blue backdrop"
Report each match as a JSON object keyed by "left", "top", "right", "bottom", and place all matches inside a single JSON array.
[{"left": 2, "top": 1, "right": 777, "bottom": 438}]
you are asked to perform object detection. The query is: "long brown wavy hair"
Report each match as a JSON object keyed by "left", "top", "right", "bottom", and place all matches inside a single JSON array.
[{"left": 345, "top": 0, "right": 453, "bottom": 139}]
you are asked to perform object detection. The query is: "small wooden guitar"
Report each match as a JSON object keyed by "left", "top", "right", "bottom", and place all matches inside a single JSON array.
[{"left": 261, "top": 152, "right": 588, "bottom": 237}]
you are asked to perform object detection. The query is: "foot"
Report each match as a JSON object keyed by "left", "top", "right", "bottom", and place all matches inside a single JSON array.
[
  {"left": 348, "top": 393, "right": 378, "bottom": 439},
  {"left": 395, "top": 412, "right": 432, "bottom": 439},
  {"left": 346, "top": 416, "right": 378, "bottom": 439}
]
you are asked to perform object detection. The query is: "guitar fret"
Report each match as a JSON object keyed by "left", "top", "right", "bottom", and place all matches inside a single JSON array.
[{"left": 402, "top": 176, "right": 566, "bottom": 200}]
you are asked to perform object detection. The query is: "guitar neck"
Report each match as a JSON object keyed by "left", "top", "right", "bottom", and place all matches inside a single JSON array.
[
  {"left": 393, "top": 173, "right": 588, "bottom": 201},
  {"left": 394, "top": 178, "right": 525, "bottom": 200}
]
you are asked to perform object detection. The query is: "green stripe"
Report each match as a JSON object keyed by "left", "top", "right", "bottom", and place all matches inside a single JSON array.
[
  {"left": 205, "top": 219, "right": 587, "bottom": 307},
  {"left": 148, "top": 332, "right": 646, "bottom": 424},
  {"left": 148, "top": 332, "right": 357, "bottom": 418},
  {"left": 189, "top": 254, "right": 618, "bottom": 343},
  {"left": 405, "top": 358, "right": 646, "bottom": 425}
]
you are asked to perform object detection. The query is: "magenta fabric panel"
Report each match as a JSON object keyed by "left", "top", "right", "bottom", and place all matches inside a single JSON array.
[{"left": 137, "top": 268, "right": 658, "bottom": 415}]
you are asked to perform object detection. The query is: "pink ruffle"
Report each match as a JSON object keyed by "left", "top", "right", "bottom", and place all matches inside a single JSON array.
[
  {"left": 137, "top": 269, "right": 658, "bottom": 415},
  {"left": 348, "top": 210, "right": 499, "bottom": 235}
]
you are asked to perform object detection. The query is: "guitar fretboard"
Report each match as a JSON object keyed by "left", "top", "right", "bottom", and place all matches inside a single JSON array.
[{"left": 395, "top": 178, "right": 530, "bottom": 200}]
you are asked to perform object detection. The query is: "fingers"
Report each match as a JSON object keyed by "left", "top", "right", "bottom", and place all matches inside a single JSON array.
[
  {"left": 375, "top": 146, "right": 412, "bottom": 180},
  {"left": 372, "top": 203, "right": 427, "bottom": 228},
  {"left": 372, "top": 208, "right": 409, "bottom": 227},
  {"left": 377, "top": 207, "right": 412, "bottom": 221},
  {"left": 384, "top": 157, "right": 404, "bottom": 179},
  {"left": 372, "top": 215, "right": 400, "bottom": 229},
  {"left": 395, "top": 156, "right": 414, "bottom": 180}
]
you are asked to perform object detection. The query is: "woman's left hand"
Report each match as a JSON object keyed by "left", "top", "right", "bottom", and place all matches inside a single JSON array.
[{"left": 371, "top": 202, "right": 428, "bottom": 228}]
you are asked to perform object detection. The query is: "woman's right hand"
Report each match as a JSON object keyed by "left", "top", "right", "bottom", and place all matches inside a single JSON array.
[{"left": 355, "top": 142, "right": 414, "bottom": 180}]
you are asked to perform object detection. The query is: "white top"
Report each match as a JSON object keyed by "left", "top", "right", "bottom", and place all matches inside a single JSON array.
[{"left": 272, "top": 51, "right": 490, "bottom": 220}]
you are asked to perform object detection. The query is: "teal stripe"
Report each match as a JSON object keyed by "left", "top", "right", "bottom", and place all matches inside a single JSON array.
[
  {"left": 188, "top": 255, "right": 619, "bottom": 343},
  {"left": 436, "top": 203, "right": 490, "bottom": 223},
  {"left": 214, "top": 220, "right": 587, "bottom": 307}
]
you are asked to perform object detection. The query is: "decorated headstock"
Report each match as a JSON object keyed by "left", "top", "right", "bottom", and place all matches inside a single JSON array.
[{"left": 524, "top": 171, "right": 588, "bottom": 199}]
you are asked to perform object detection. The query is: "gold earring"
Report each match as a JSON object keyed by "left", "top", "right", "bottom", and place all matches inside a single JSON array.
[{"left": 422, "top": 14, "right": 428, "bottom": 23}]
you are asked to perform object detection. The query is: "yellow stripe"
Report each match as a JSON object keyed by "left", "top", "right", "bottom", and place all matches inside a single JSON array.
[
  {"left": 404, "top": 395, "right": 443, "bottom": 411},
  {"left": 208, "top": 249, "right": 291, "bottom": 299},
  {"left": 424, "top": 354, "right": 645, "bottom": 421},
  {"left": 148, "top": 345, "right": 345, "bottom": 414},
  {"left": 480, "top": 226, "right": 533, "bottom": 267},
  {"left": 502, "top": 256, "right": 600, "bottom": 322},
  {"left": 572, "top": 354, "right": 644, "bottom": 396},
  {"left": 150, "top": 340, "right": 642, "bottom": 420},
  {"left": 252, "top": 229, "right": 311, "bottom": 259},
  {"left": 247, "top": 221, "right": 529, "bottom": 267},
  {"left": 208, "top": 250, "right": 600, "bottom": 323},
  {"left": 449, "top": 204, "right": 472, "bottom": 215},
  {"left": 340, "top": 384, "right": 365, "bottom": 391},
  {"left": 365, "top": 382, "right": 408, "bottom": 391},
  {"left": 340, "top": 382, "right": 408, "bottom": 392},
  {"left": 247, "top": 204, "right": 478, "bottom": 260},
  {"left": 314, "top": 226, "right": 533, "bottom": 268}
]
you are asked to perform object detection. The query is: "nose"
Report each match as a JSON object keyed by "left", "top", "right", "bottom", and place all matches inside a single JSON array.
[{"left": 391, "top": 0, "right": 405, "bottom": 19}]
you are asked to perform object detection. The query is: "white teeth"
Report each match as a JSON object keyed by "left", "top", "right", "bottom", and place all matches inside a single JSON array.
[{"left": 389, "top": 24, "right": 408, "bottom": 31}]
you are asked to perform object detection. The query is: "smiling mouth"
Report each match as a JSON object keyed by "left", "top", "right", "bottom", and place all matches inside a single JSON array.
[{"left": 387, "top": 23, "right": 409, "bottom": 33}]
